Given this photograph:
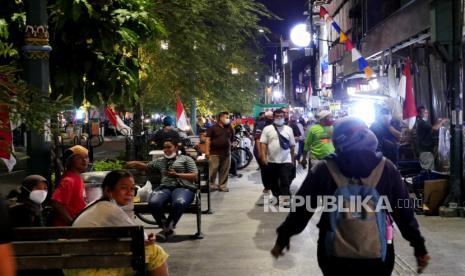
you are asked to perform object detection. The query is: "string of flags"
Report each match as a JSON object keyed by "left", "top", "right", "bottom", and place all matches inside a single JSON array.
[{"left": 319, "top": 6, "right": 374, "bottom": 79}]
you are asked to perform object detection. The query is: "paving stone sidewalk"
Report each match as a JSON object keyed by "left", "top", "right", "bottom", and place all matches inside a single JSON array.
[{"left": 137, "top": 161, "right": 465, "bottom": 276}]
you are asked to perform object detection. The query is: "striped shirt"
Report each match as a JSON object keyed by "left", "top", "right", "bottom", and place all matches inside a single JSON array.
[{"left": 148, "top": 155, "right": 198, "bottom": 190}]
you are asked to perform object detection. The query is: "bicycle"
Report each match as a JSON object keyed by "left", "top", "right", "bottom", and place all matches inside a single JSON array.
[{"left": 231, "top": 136, "right": 253, "bottom": 170}]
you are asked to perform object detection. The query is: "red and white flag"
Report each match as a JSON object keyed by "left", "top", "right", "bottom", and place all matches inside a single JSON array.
[
  {"left": 401, "top": 60, "right": 416, "bottom": 129},
  {"left": 104, "top": 106, "right": 132, "bottom": 135},
  {"left": 176, "top": 95, "right": 189, "bottom": 131},
  {"left": 0, "top": 105, "right": 16, "bottom": 172}
]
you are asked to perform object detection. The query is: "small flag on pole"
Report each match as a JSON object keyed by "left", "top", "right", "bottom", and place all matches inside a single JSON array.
[
  {"left": 176, "top": 95, "right": 189, "bottom": 132},
  {"left": 104, "top": 106, "right": 132, "bottom": 135},
  {"left": 402, "top": 60, "right": 416, "bottom": 129}
]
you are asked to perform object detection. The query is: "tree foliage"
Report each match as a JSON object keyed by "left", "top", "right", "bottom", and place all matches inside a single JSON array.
[
  {"left": 48, "top": 0, "right": 164, "bottom": 106},
  {"left": 140, "top": 0, "right": 273, "bottom": 115},
  {"left": 0, "top": 3, "right": 71, "bottom": 132},
  {"left": 1, "top": 0, "right": 273, "bottom": 121}
]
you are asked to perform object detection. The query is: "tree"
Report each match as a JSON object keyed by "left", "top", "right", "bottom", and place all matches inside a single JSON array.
[
  {"left": 48, "top": 0, "right": 164, "bottom": 107},
  {"left": 1, "top": 5, "right": 71, "bottom": 132},
  {"left": 140, "top": 0, "right": 273, "bottom": 115}
]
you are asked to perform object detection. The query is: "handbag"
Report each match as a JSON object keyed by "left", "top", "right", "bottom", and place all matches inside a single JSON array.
[{"left": 273, "top": 125, "right": 291, "bottom": 150}]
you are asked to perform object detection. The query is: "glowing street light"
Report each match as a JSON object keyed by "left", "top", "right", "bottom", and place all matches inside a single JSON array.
[{"left": 290, "top": 23, "right": 311, "bottom": 48}]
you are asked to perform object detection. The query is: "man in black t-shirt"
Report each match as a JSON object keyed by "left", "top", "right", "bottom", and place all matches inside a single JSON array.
[
  {"left": 415, "top": 106, "right": 446, "bottom": 169},
  {"left": 206, "top": 112, "right": 234, "bottom": 192}
]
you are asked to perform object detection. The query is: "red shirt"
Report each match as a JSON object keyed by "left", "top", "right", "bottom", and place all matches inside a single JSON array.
[{"left": 51, "top": 171, "right": 86, "bottom": 226}]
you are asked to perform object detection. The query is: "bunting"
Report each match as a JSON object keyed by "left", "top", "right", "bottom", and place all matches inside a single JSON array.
[
  {"left": 345, "top": 40, "right": 354, "bottom": 51},
  {"left": 320, "top": 6, "right": 373, "bottom": 79},
  {"left": 351, "top": 48, "right": 362, "bottom": 62},
  {"left": 331, "top": 22, "right": 341, "bottom": 34},
  {"left": 358, "top": 58, "right": 368, "bottom": 71},
  {"left": 340, "top": 32, "right": 348, "bottom": 43}
]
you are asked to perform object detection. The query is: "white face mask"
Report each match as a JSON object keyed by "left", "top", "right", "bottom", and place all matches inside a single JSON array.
[
  {"left": 223, "top": 118, "right": 231, "bottom": 125},
  {"left": 29, "top": 190, "right": 47, "bottom": 205},
  {"left": 422, "top": 117, "right": 428, "bottom": 122},
  {"left": 164, "top": 152, "right": 177, "bottom": 159},
  {"left": 274, "top": 118, "right": 285, "bottom": 126}
]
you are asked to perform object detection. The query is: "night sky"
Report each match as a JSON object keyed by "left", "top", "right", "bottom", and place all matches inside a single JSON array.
[
  {"left": 257, "top": 0, "right": 308, "bottom": 71},
  {"left": 258, "top": 0, "right": 308, "bottom": 40}
]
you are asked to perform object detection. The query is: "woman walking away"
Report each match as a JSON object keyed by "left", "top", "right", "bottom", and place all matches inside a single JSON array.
[{"left": 271, "top": 117, "right": 430, "bottom": 275}]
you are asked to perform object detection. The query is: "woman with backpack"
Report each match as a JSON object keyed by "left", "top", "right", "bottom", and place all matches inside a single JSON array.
[{"left": 271, "top": 117, "right": 430, "bottom": 275}]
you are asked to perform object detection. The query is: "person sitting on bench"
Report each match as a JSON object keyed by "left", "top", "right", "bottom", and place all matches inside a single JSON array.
[
  {"left": 8, "top": 175, "right": 48, "bottom": 227},
  {"left": 68, "top": 170, "right": 169, "bottom": 276},
  {"left": 126, "top": 138, "right": 198, "bottom": 241}
]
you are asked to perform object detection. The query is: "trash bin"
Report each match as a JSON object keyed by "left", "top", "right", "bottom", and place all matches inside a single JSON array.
[{"left": 81, "top": 171, "right": 109, "bottom": 203}]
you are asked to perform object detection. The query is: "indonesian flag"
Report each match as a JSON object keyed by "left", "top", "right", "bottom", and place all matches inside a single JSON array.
[
  {"left": 176, "top": 95, "right": 189, "bottom": 131},
  {"left": 104, "top": 106, "right": 132, "bottom": 135},
  {"left": 0, "top": 105, "right": 16, "bottom": 172},
  {"left": 401, "top": 60, "right": 416, "bottom": 129}
]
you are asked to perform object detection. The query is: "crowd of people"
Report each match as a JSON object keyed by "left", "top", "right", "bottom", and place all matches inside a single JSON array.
[{"left": 1, "top": 104, "right": 446, "bottom": 275}]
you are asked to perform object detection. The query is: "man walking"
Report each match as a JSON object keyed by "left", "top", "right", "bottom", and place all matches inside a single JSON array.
[
  {"left": 301, "top": 110, "right": 335, "bottom": 169},
  {"left": 254, "top": 111, "right": 273, "bottom": 198},
  {"left": 206, "top": 112, "right": 234, "bottom": 192},
  {"left": 260, "top": 109, "right": 296, "bottom": 206}
]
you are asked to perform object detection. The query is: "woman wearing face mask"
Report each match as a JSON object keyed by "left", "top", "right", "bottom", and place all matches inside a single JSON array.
[
  {"left": 8, "top": 175, "right": 48, "bottom": 227},
  {"left": 68, "top": 170, "right": 169, "bottom": 276},
  {"left": 126, "top": 138, "right": 198, "bottom": 241}
]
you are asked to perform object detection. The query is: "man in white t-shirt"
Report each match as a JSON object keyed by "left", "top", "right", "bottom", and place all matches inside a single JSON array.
[{"left": 259, "top": 109, "right": 296, "bottom": 205}]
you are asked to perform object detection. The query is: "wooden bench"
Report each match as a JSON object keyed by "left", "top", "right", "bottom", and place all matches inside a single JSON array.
[
  {"left": 12, "top": 226, "right": 145, "bottom": 275},
  {"left": 134, "top": 173, "right": 204, "bottom": 239}
]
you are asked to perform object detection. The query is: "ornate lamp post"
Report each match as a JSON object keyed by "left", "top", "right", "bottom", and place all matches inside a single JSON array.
[{"left": 23, "top": 0, "right": 52, "bottom": 177}]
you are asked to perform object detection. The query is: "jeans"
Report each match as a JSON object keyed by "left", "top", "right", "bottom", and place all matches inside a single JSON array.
[
  {"left": 148, "top": 187, "right": 195, "bottom": 229},
  {"left": 296, "top": 140, "right": 304, "bottom": 161},
  {"left": 209, "top": 155, "right": 231, "bottom": 188},
  {"left": 267, "top": 162, "right": 292, "bottom": 198}
]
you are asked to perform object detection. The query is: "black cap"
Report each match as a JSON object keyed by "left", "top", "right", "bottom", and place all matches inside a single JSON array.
[{"left": 22, "top": 175, "right": 47, "bottom": 192}]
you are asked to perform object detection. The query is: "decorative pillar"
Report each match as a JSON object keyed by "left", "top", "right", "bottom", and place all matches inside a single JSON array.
[{"left": 23, "top": 0, "right": 52, "bottom": 177}]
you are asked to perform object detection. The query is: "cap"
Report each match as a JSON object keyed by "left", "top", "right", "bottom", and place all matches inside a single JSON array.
[
  {"left": 317, "top": 110, "right": 332, "bottom": 120},
  {"left": 63, "top": 145, "right": 88, "bottom": 163},
  {"left": 22, "top": 175, "right": 47, "bottom": 192},
  {"left": 163, "top": 116, "right": 174, "bottom": 126}
]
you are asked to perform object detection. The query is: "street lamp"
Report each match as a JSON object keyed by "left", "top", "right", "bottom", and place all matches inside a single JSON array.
[{"left": 290, "top": 23, "right": 311, "bottom": 48}]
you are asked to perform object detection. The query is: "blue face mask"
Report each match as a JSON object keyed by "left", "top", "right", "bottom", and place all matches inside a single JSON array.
[{"left": 274, "top": 118, "right": 285, "bottom": 126}]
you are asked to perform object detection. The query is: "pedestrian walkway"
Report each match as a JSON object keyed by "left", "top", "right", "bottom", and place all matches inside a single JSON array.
[{"left": 137, "top": 161, "right": 465, "bottom": 276}]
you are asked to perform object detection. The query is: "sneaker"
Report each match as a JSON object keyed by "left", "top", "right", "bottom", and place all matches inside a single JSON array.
[
  {"left": 219, "top": 187, "right": 229, "bottom": 192},
  {"left": 155, "top": 229, "right": 174, "bottom": 242}
]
